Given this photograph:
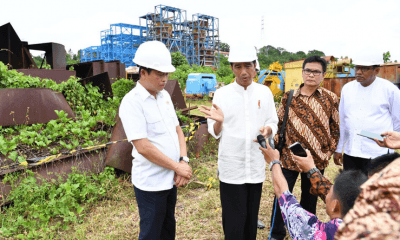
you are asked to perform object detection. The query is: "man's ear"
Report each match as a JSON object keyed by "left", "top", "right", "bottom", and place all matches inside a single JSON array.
[
  {"left": 332, "top": 199, "right": 341, "bottom": 216},
  {"left": 374, "top": 67, "right": 380, "bottom": 75}
]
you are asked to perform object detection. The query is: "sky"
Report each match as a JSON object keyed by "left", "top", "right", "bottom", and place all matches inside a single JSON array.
[{"left": 2, "top": 0, "right": 399, "bottom": 63}]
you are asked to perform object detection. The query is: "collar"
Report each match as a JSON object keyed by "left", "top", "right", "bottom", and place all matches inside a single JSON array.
[
  {"left": 136, "top": 81, "right": 164, "bottom": 101},
  {"left": 294, "top": 83, "right": 322, "bottom": 97},
  {"left": 232, "top": 79, "right": 255, "bottom": 92}
]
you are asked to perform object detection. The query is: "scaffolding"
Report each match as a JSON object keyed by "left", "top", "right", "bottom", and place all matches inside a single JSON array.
[
  {"left": 81, "top": 23, "right": 145, "bottom": 67},
  {"left": 81, "top": 5, "right": 220, "bottom": 68},
  {"left": 140, "top": 5, "right": 189, "bottom": 57},
  {"left": 189, "top": 14, "right": 219, "bottom": 67}
]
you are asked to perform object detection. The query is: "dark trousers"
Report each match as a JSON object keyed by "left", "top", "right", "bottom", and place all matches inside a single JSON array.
[
  {"left": 270, "top": 168, "right": 324, "bottom": 240},
  {"left": 343, "top": 153, "right": 370, "bottom": 176},
  {"left": 134, "top": 186, "right": 177, "bottom": 240},
  {"left": 219, "top": 181, "right": 263, "bottom": 240}
]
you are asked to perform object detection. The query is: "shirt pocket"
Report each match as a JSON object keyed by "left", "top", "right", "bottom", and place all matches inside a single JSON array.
[{"left": 144, "top": 111, "right": 167, "bottom": 137}]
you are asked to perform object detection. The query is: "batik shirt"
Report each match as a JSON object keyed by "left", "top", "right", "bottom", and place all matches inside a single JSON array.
[
  {"left": 275, "top": 85, "right": 340, "bottom": 172},
  {"left": 335, "top": 157, "right": 400, "bottom": 239},
  {"left": 279, "top": 191, "right": 342, "bottom": 240}
]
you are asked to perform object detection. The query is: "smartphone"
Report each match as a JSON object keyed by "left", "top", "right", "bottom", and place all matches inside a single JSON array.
[
  {"left": 357, "top": 130, "right": 384, "bottom": 141},
  {"left": 289, "top": 142, "right": 307, "bottom": 157}
]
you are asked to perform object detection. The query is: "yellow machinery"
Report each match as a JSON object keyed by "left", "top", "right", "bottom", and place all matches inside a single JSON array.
[
  {"left": 256, "top": 61, "right": 283, "bottom": 96},
  {"left": 230, "top": 61, "right": 284, "bottom": 96}
]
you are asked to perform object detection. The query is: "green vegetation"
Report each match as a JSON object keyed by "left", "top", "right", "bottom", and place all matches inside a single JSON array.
[{"left": 1, "top": 167, "right": 119, "bottom": 238}]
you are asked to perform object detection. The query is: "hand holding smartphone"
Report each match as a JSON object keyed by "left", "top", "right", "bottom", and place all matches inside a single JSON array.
[{"left": 289, "top": 142, "right": 307, "bottom": 157}]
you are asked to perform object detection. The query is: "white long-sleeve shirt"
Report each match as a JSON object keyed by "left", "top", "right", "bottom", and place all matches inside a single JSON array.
[
  {"left": 336, "top": 77, "right": 400, "bottom": 158},
  {"left": 208, "top": 81, "right": 278, "bottom": 184}
]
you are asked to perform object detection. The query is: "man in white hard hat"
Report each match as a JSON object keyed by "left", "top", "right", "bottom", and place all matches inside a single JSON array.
[
  {"left": 333, "top": 58, "right": 400, "bottom": 175},
  {"left": 199, "top": 44, "right": 278, "bottom": 240},
  {"left": 119, "top": 41, "right": 192, "bottom": 240}
]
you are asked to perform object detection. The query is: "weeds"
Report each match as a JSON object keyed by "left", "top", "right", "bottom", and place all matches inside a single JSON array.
[{"left": 0, "top": 167, "right": 118, "bottom": 238}]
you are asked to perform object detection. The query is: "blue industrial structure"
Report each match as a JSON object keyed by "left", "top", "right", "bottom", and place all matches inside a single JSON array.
[
  {"left": 81, "top": 23, "right": 145, "bottom": 67},
  {"left": 81, "top": 5, "right": 219, "bottom": 68},
  {"left": 186, "top": 73, "right": 217, "bottom": 95}
]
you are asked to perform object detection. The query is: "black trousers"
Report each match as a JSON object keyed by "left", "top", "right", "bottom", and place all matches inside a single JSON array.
[
  {"left": 343, "top": 153, "right": 370, "bottom": 176},
  {"left": 269, "top": 168, "right": 325, "bottom": 240},
  {"left": 134, "top": 186, "right": 177, "bottom": 240},
  {"left": 220, "top": 181, "right": 263, "bottom": 240}
]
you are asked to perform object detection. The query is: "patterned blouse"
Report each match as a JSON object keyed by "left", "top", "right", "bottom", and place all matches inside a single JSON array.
[
  {"left": 335, "top": 157, "right": 400, "bottom": 239},
  {"left": 274, "top": 85, "right": 340, "bottom": 171},
  {"left": 279, "top": 191, "right": 342, "bottom": 240}
]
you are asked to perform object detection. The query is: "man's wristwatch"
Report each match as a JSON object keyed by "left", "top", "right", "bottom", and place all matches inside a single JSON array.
[
  {"left": 179, "top": 156, "right": 189, "bottom": 163},
  {"left": 306, "top": 167, "right": 320, "bottom": 178},
  {"left": 269, "top": 160, "right": 282, "bottom": 171}
]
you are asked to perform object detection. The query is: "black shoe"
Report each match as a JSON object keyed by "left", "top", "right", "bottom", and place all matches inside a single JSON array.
[{"left": 257, "top": 219, "right": 265, "bottom": 229}]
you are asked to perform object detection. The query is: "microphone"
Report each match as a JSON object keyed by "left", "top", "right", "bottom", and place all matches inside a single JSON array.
[
  {"left": 257, "top": 135, "right": 267, "bottom": 148},
  {"left": 268, "top": 137, "right": 275, "bottom": 150},
  {"left": 257, "top": 134, "right": 275, "bottom": 150}
]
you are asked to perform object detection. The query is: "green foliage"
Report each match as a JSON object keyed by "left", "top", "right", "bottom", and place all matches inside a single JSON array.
[
  {"left": 0, "top": 61, "right": 120, "bottom": 161},
  {"left": 257, "top": 45, "right": 325, "bottom": 70},
  {"left": 171, "top": 51, "right": 189, "bottom": 67},
  {"left": 0, "top": 167, "right": 118, "bottom": 238},
  {"left": 111, "top": 78, "right": 136, "bottom": 102},
  {"left": 219, "top": 42, "right": 230, "bottom": 52},
  {"left": 66, "top": 49, "right": 81, "bottom": 65},
  {"left": 383, "top": 51, "right": 391, "bottom": 63}
]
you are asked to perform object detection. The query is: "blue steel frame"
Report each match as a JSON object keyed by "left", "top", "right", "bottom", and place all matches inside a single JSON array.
[
  {"left": 81, "top": 23, "right": 145, "bottom": 67},
  {"left": 81, "top": 5, "right": 220, "bottom": 68}
]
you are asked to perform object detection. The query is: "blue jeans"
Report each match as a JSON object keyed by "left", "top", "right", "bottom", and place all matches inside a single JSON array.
[{"left": 134, "top": 186, "right": 177, "bottom": 240}]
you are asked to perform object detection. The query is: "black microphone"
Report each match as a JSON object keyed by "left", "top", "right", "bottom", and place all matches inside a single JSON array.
[
  {"left": 257, "top": 135, "right": 267, "bottom": 149},
  {"left": 268, "top": 137, "right": 275, "bottom": 150}
]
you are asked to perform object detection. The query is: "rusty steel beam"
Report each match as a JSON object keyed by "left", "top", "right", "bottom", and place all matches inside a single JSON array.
[
  {"left": 0, "top": 147, "right": 107, "bottom": 205},
  {"left": 323, "top": 77, "right": 356, "bottom": 98},
  {"left": 164, "top": 79, "right": 187, "bottom": 110},
  {"left": 79, "top": 72, "right": 113, "bottom": 99},
  {"left": 105, "top": 115, "right": 133, "bottom": 173},
  {"left": 27, "top": 43, "right": 66, "bottom": 70},
  {"left": 16, "top": 69, "right": 76, "bottom": 84},
  {"left": 0, "top": 88, "right": 75, "bottom": 127}
]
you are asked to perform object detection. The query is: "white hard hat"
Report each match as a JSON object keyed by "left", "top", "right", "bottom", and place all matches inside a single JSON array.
[
  {"left": 255, "top": 59, "right": 260, "bottom": 71},
  {"left": 353, "top": 57, "right": 383, "bottom": 66},
  {"left": 228, "top": 44, "right": 257, "bottom": 63},
  {"left": 133, "top": 41, "right": 176, "bottom": 72}
]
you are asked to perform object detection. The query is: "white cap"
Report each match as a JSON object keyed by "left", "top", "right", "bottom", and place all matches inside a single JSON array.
[
  {"left": 255, "top": 59, "right": 260, "bottom": 71},
  {"left": 228, "top": 44, "right": 257, "bottom": 63},
  {"left": 133, "top": 41, "right": 176, "bottom": 73},
  {"left": 353, "top": 57, "right": 383, "bottom": 66}
]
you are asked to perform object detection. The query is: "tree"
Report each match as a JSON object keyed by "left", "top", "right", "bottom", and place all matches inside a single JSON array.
[
  {"left": 307, "top": 50, "right": 325, "bottom": 57},
  {"left": 171, "top": 51, "right": 188, "bottom": 67},
  {"left": 220, "top": 42, "right": 230, "bottom": 52},
  {"left": 66, "top": 49, "right": 80, "bottom": 65},
  {"left": 383, "top": 51, "right": 391, "bottom": 63}
]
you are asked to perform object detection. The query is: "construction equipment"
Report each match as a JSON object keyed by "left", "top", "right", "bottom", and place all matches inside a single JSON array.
[
  {"left": 186, "top": 73, "right": 217, "bottom": 98},
  {"left": 256, "top": 61, "right": 284, "bottom": 95}
]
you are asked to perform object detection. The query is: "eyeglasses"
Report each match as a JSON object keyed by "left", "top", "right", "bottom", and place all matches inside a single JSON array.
[
  {"left": 303, "top": 69, "right": 323, "bottom": 76},
  {"left": 355, "top": 66, "right": 374, "bottom": 73}
]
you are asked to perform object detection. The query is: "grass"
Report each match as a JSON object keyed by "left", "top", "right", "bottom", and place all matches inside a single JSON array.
[
  {"left": 51, "top": 139, "right": 340, "bottom": 240},
  {"left": 186, "top": 99, "right": 212, "bottom": 117}
]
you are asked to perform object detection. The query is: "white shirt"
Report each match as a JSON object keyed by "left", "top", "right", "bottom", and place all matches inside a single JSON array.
[
  {"left": 208, "top": 81, "right": 278, "bottom": 184},
  {"left": 119, "top": 82, "right": 180, "bottom": 191},
  {"left": 336, "top": 77, "right": 400, "bottom": 158}
]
